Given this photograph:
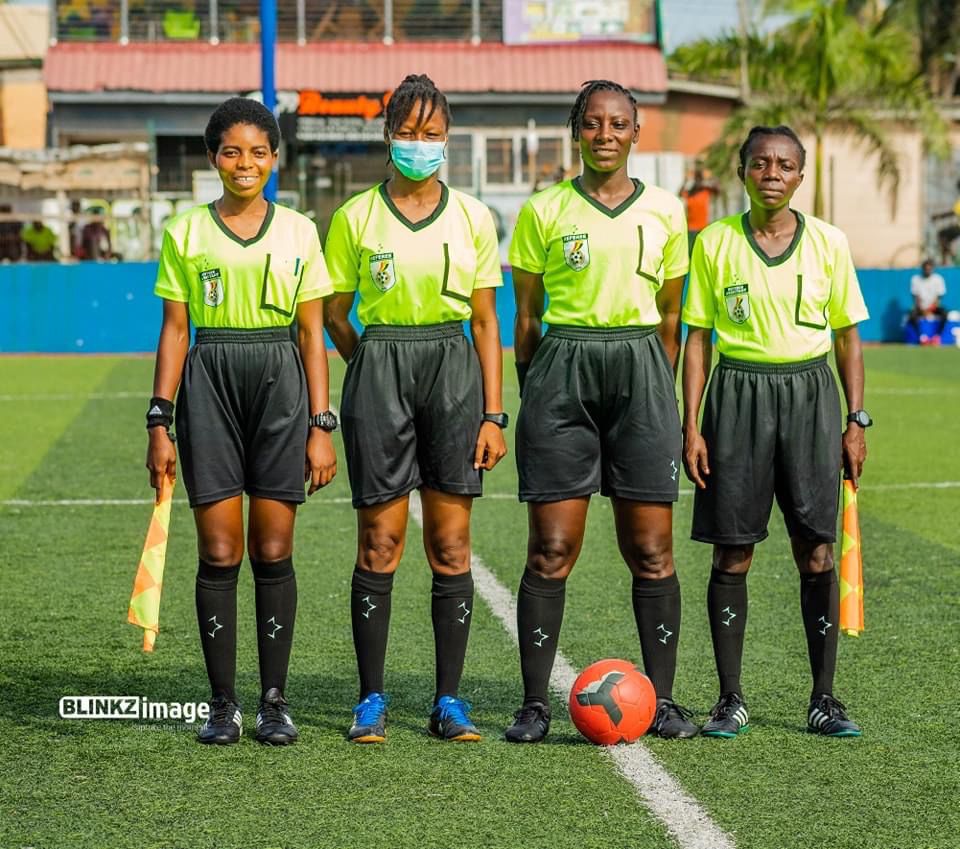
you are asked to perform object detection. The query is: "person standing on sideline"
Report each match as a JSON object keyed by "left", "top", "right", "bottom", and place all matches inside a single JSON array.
[
  {"left": 505, "top": 80, "right": 697, "bottom": 744},
  {"left": 682, "top": 125, "right": 869, "bottom": 739},
  {"left": 324, "top": 74, "right": 507, "bottom": 744},
  {"left": 908, "top": 259, "right": 948, "bottom": 343},
  {"left": 146, "top": 97, "right": 338, "bottom": 746}
]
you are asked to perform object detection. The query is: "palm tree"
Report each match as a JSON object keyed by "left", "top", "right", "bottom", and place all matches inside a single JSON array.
[{"left": 670, "top": 0, "right": 948, "bottom": 218}]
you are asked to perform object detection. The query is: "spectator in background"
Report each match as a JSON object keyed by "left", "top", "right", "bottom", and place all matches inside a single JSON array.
[
  {"left": 680, "top": 165, "right": 718, "bottom": 251},
  {"left": 0, "top": 204, "right": 21, "bottom": 262},
  {"left": 69, "top": 200, "right": 85, "bottom": 259},
  {"left": 908, "top": 259, "right": 948, "bottom": 343},
  {"left": 82, "top": 214, "right": 113, "bottom": 260},
  {"left": 21, "top": 220, "right": 57, "bottom": 262}
]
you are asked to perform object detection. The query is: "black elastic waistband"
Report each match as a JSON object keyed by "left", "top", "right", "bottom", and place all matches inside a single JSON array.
[
  {"left": 194, "top": 327, "right": 291, "bottom": 344},
  {"left": 718, "top": 354, "right": 829, "bottom": 374},
  {"left": 546, "top": 324, "right": 658, "bottom": 341},
  {"left": 362, "top": 322, "right": 464, "bottom": 341}
]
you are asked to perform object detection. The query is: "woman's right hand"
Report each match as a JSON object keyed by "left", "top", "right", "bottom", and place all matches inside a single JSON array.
[
  {"left": 683, "top": 427, "right": 710, "bottom": 490},
  {"left": 146, "top": 427, "right": 177, "bottom": 502}
]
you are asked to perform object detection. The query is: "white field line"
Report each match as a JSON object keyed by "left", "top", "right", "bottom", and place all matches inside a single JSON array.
[
  {"left": 407, "top": 491, "right": 736, "bottom": 849},
  {"left": 5, "top": 481, "right": 960, "bottom": 509}
]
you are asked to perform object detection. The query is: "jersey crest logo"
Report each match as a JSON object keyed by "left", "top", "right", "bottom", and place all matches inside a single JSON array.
[
  {"left": 724, "top": 283, "right": 750, "bottom": 324},
  {"left": 369, "top": 252, "right": 396, "bottom": 292},
  {"left": 562, "top": 233, "right": 590, "bottom": 272},
  {"left": 200, "top": 268, "right": 224, "bottom": 307}
]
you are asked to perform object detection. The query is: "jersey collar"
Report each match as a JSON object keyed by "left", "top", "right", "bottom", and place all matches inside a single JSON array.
[
  {"left": 378, "top": 181, "right": 449, "bottom": 232},
  {"left": 741, "top": 210, "right": 805, "bottom": 267},
  {"left": 571, "top": 176, "right": 645, "bottom": 218},
  {"left": 207, "top": 201, "right": 275, "bottom": 248}
]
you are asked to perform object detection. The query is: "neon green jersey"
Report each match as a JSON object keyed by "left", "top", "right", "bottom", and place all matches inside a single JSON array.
[
  {"left": 324, "top": 182, "right": 502, "bottom": 326},
  {"left": 682, "top": 211, "right": 868, "bottom": 363},
  {"left": 508, "top": 177, "right": 689, "bottom": 327},
  {"left": 154, "top": 202, "right": 332, "bottom": 328}
]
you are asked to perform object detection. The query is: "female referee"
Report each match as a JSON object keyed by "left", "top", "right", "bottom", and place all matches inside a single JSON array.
[
  {"left": 505, "top": 80, "right": 697, "bottom": 743},
  {"left": 323, "top": 74, "right": 507, "bottom": 743},
  {"left": 682, "top": 125, "right": 869, "bottom": 738},
  {"left": 145, "top": 98, "right": 337, "bottom": 746}
]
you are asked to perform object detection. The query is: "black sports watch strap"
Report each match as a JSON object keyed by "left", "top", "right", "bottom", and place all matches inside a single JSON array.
[
  {"left": 482, "top": 412, "right": 509, "bottom": 429},
  {"left": 308, "top": 410, "right": 338, "bottom": 432},
  {"left": 846, "top": 410, "right": 873, "bottom": 428}
]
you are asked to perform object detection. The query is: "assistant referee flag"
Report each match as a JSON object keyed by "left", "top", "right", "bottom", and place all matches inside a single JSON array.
[{"left": 128, "top": 475, "right": 175, "bottom": 652}]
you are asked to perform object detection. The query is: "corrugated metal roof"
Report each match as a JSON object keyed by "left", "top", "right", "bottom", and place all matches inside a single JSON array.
[{"left": 44, "top": 41, "right": 666, "bottom": 95}]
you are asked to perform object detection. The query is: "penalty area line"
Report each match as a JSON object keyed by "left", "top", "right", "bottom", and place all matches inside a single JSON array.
[{"left": 408, "top": 491, "right": 735, "bottom": 849}]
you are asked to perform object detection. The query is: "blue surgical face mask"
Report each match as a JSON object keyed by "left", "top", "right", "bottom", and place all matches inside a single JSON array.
[{"left": 390, "top": 139, "right": 446, "bottom": 181}]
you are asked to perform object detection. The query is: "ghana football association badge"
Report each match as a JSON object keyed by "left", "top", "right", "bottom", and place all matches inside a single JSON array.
[
  {"left": 200, "top": 268, "right": 224, "bottom": 307},
  {"left": 724, "top": 283, "right": 750, "bottom": 324},
  {"left": 369, "top": 251, "right": 396, "bottom": 292},
  {"left": 562, "top": 233, "right": 590, "bottom": 272}
]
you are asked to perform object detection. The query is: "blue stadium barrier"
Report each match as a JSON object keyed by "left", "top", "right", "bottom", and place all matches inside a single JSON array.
[{"left": 3, "top": 262, "right": 959, "bottom": 353}]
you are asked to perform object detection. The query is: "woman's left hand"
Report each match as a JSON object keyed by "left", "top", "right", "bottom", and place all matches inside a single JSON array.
[
  {"left": 474, "top": 421, "right": 508, "bottom": 471},
  {"left": 305, "top": 429, "right": 337, "bottom": 495},
  {"left": 841, "top": 425, "right": 867, "bottom": 488}
]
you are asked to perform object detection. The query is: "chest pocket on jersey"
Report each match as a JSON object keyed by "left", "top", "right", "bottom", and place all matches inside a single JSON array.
[
  {"left": 794, "top": 274, "right": 830, "bottom": 330},
  {"left": 440, "top": 242, "right": 476, "bottom": 303},
  {"left": 636, "top": 226, "right": 666, "bottom": 286},
  {"left": 260, "top": 254, "right": 304, "bottom": 318}
]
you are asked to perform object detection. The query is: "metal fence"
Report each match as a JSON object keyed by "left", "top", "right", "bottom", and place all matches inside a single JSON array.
[{"left": 52, "top": 0, "right": 503, "bottom": 45}]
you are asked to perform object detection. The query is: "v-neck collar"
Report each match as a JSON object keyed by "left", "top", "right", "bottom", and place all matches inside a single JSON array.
[
  {"left": 742, "top": 210, "right": 805, "bottom": 267},
  {"left": 208, "top": 201, "right": 275, "bottom": 247},
  {"left": 572, "top": 176, "right": 645, "bottom": 218},
  {"left": 379, "top": 181, "right": 449, "bottom": 232}
]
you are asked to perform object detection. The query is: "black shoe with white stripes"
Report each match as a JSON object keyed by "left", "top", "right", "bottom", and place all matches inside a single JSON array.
[
  {"left": 197, "top": 696, "right": 242, "bottom": 745},
  {"left": 255, "top": 688, "right": 299, "bottom": 745},
  {"left": 807, "top": 694, "right": 861, "bottom": 737},
  {"left": 702, "top": 692, "right": 750, "bottom": 738}
]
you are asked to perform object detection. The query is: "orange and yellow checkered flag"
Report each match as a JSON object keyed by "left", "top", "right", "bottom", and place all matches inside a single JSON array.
[
  {"left": 127, "top": 475, "right": 175, "bottom": 652},
  {"left": 839, "top": 478, "right": 864, "bottom": 637}
]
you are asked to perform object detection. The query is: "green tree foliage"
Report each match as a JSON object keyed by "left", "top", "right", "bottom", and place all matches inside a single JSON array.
[{"left": 670, "top": 0, "right": 948, "bottom": 217}]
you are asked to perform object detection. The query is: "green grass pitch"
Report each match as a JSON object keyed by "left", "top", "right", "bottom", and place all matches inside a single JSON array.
[{"left": 1, "top": 346, "right": 958, "bottom": 849}]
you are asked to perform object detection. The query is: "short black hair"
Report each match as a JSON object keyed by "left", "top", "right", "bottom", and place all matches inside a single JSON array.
[
  {"left": 204, "top": 97, "right": 280, "bottom": 154},
  {"left": 384, "top": 74, "right": 452, "bottom": 136},
  {"left": 568, "top": 80, "right": 638, "bottom": 141},
  {"left": 738, "top": 125, "right": 806, "bottom": 170}
]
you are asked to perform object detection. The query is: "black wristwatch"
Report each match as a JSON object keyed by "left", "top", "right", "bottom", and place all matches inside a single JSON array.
[
  {"left": 846, "top": 410, "right": 873, "bottom": 428},
  {"left": 482, "top": 411, "right": 509, "bottom": 429},
  {"left": 308, "top": 410, "right": 338, "bottom": 432}
]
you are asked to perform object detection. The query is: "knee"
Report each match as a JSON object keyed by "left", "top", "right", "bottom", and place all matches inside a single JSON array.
[
  {"left": 527, "top": 535, "right": 579, "bottom": 579},
  {"left": 713, "top": 544, "right": 754, "bottom": 575},
  {"left": 358, "top": 527, "right": 404, "bottom": 572},
  {"left": 198, "top": 535, "right": 244, "bottom": 567},
  {"left": 426, "top": 535, "right": 470, "bottom": 575},
  {"left": 625, "top": 537, "right": 674, "bottom": 579},
  {"left": 796, "top": 542, "right": 834, "bottom": 574},
  {"left": 248, "top": 537, "right": 293, "bottom": 564}
]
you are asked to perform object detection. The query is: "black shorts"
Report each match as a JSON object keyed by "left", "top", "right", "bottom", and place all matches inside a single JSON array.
[
  {"left": 340, "top": 322, "right": 483, "bottom": 509},
  {"left": 691, "top": 354, "right": 842, "bottom": 546},
  {"left": 175, "top": 327, "right": 308, "bottom": 508},
  {"left": 516, "top": 325, "right": 682, "bottom": 503}
]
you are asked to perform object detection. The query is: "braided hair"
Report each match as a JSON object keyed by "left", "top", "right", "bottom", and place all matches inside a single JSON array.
[
  {"left": 204, "top": 97, "right": 280, "bottom": 154},
  {"left": 738, "top": 125, "right": 806, "bottom": 171},
  {"left": 568, "top": 80, "right": 638, "bottom": 141},
  {"left": 384, "top": 74, "right": 452, "bottom": 136}
]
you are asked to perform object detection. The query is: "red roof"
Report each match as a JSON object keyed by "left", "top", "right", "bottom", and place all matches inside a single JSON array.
[{"left": 44, "top": 41, "right": 666, "bottom": 95}]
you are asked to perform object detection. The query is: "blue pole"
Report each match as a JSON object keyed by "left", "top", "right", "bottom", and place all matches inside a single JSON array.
[{"left": 260, "top": 0, "right": 278, "bottom": 201}]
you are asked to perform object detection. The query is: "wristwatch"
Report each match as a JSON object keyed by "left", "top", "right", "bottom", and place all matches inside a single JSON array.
[
  {"left": 482, "top": 412, "right": 509, "bottom": 429},
  {"left": 846, "top": 410, "right": 873, "bottom": 428},
  {"left": 308, "top": 410, "right": 338, "bottom": 432}
]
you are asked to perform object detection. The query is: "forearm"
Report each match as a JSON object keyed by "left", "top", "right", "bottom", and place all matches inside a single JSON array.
[
  {"left": 323, "top": 301, "right": 360, "bottom": 361},
  {"left": 299, "top": 319, "right": 331, "bottom": 415},
  {"left": 152, "top": 310, "right": 189, "bottom": 401},
  {"left": 658, "top": 309, "right": 682, "bottom": 374},
  {"left": 514, "top": 314, "right": 542, "bottom": 365},
  {"left": 834, "top": 325, "right": 864, "bottom": 412},
  {"left": 682, "top": 328, "right": 712, "bottom": 433},
  {"left": 471, "top": 315, "right": 504, "bottom": 412}
]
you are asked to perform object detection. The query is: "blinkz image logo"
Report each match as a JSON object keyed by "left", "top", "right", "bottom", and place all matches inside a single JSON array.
[{"left": 59, "top": 696, "right": 209, "bottom": 724}]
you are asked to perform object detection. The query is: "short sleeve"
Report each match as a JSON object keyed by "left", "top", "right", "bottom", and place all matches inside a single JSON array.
[
  {"left": 323, "top": 207, "right": 360, "bottom": 293},
  {"left": 508, "top": 201, "right": 547, "bottom": 274},
  {"left": 297, "top": 222, "right": 334, "bottom": 302},
  {"left": 681, "top": 233, "right": 716, "bottom": 328},
  {"left": 153, "top": 229, "right": 190, "bottom": 302},
  {"left": 935, "top": 274, "right": 947, "bottom": 297},
  {"left": 473, "top": 206, "right": 503, "bottom": 289},
  {"left": 827, "top": 233, "right": 869, "bottom": 329},
  {"left": 662, "top": 199, "right": 690, "bottom": 280},
  {"left": 909, "top": 275, "right": 921, "bottom": 296}
]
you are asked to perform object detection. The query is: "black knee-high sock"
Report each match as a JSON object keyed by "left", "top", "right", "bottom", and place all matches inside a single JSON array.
[
  {"left": 707, "top": 570, "right": 748, "bottom": 697},
  {"left": 431, "top": 571, "right": 475, "bottom": 702},
  {"left": 632, "top": 573, "right": 681, "bottom": 702},
  {"left": 351, "top": 567, "right": 393, "bottom": 700},
  {"left": 800, "top": 570, "right": 839, "bottom": 698},
  {"left": 251, "top": 557, "right": 297, "bottom": 698},
  {"left": 516, "top": 568, "right": 566, "bottom": 706},
  {"left": 196, "top": 560, "right": 240, "bottom": 703}
]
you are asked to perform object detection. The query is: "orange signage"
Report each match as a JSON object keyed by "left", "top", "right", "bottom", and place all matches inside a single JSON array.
[{"left": 298, "top": 91, "right": 392, "bottom": 120}]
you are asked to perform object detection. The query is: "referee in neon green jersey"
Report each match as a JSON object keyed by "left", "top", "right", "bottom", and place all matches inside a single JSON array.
[
  {"left": 682, "top": 125, "right": 869, "bottom": 739},
  {"left": 323, "top": 74, "right": 507, "bottom": 744},
  {"left": 146, "top": 98, "right": 338, "bottom": 747},
  {"left": 505, "top": 80, "right": 697, "bottom": 744}
]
